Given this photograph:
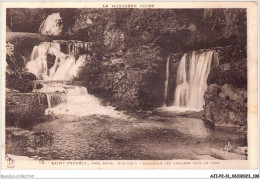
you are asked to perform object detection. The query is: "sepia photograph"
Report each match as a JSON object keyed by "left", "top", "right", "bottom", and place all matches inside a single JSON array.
[{"left": 1, "top": 1, "right": 258, "bottom": 171}]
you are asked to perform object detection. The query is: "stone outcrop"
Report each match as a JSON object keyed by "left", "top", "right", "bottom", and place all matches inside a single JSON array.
[
  {"left": 6, "top": 92, "right": 48, "bottom": 128},
  {"left": 69, "top": 9, "right": 246, "bottom": 110},
  {"left": 203, "top": 84, "right": 247, "bottom": 128},
  {"left": 202, "top": 45, "right": 247, "bottom": 133},
  {"left": 5, "top": 9, "right": 247, "bottom": 112}
]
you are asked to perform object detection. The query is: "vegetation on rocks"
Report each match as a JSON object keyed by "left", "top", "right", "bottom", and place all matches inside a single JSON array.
[
  {"left": 203, "top": 45, "right": 247, "bottom": 134},
  {"left": 6, "top": 8, "right": 247, "bottom": 111},
  {"left": 6, "top": 92, "right": 48, "bottom": 128},
  {"left": 69, "top": 9, "right": 246, "bottom": 109},
  {"left": 5, "top": 9, "right": 249, "bottom": 159}
]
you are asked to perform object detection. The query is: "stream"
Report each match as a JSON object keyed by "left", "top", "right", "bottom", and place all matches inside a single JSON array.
[
  {"left": 6, "top": 109, "right": 246, "bottom": 160},
  {"left": 5, "top": 40, "right": 247, "bottom": 160}
]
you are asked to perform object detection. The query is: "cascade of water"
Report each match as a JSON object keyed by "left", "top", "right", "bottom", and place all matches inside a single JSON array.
[
  {"left": 40, "top": 84, "right": 67, "bottom": 108},
  {"left": 27, "top": 42, "right": 119, "bottom": 117},
  {"left": 26, "top": 43, "right": 54, "bottom": 79},
  {"left": 46, "top": 93, "right": 67, "bottom": 108},
  {"left": 39, "top": 13, "right": 63, "bottom": 36},
  {"left": 163, "top": 56, "right": 170, "bottom": 106},
  {"left": 173, "top": 54, "right": 189, "bottom": 107},
  {"left": 26, "top": 42, "right": 87, "bottom": 81},
  {"left": 26, "top": 42, "right": 87, "bottom": 109},
  {"left": 173, "top": 51, "right": 216, "bottom": 109},
  {"left": 45, "top": 86, "right": 120, "bottom": 117}
]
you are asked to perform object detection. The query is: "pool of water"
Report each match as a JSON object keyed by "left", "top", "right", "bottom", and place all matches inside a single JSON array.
[{"left": 5, "top": 111, "right": 247, "bottom": 160}]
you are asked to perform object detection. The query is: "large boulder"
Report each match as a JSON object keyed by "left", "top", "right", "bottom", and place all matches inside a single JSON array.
[
  {"left": 6, "top": 92, "right": 48, "bottom": 128},
  {"left": 203, "top": 83, "right": 247, "bottom": 128},
  {"left": 203, "top": 44, "right": 247, "bottom": 134}
]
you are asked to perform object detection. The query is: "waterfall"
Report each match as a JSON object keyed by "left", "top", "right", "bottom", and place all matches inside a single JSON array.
[
  {"left": 66, "top": 41, "right": 89, "bottom": 56},
  {"left": 163, "top": 56, "right": 170, "bottom": 106},
  {"left": 27, "top": 42, "right": 119, "bottom": 117},
  {"left": 39, "top": 13, "right": 63, "bottom": 36},
  {"left": 40, "top": 84, "right": 67, "bottom": 108},
  {"left": 173, "top": 51, "right": 217, "bottom": 110},
  {"left": 26, "top": 42, "right": 87, "bottom": 80},
  {"left": 54, "top": 40, "right": 89, "bottom": 56},
  {"left": 45, "top": 86, "right": 120, "bottom": 117},
  {"left": 46, "top": 93, "right": 67, "bottom": 108},
  {"left": 39, "top": 81, "right": 119, "bottom": 117}
]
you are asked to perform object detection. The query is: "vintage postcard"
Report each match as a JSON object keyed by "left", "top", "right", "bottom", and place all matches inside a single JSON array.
[{"left": 1, "top": 1, "right": 258, "bottom": 170}]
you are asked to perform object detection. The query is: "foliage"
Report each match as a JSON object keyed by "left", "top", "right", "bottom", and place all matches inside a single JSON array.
[{"left": 6, "top": 8, "right": 247, "bottom": 108}]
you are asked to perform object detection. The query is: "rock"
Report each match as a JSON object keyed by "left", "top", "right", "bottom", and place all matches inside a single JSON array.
[
  {"left": 203, "top": 83, "right": 247, "bottom": 128},
  {"left": 68, "top": 9, "right": 247, "bottom": 111},
  {"left": 203, "top": 44, "right": 247, "bottom": 134},
  {"left": 111, "top": 58, "right": 124, "bottom": 65},
  {"left": 218, "top": 92, "right": 225, "bottom": 99},
  {"left": 221, "top": 84, "right": 247, "bottom": 103},
  {"left": 210, "top": 148, "right": 246, "bottom": 160},
  {"left": 207, "top": 84, "right": 220, "bottom": 96},
  {"left": 6, "top": 92, "right": 48, "bottom": 127}
]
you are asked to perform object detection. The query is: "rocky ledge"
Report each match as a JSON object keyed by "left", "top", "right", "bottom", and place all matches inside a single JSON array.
[
  {"left": 202, "top": 44, "right": 247, "bottom": 135},
  {"left": 6, "top": 92, "right": 48, "bottom": 128},
  {"left": 203, "top": 84, "right": 247, "bottom": 129}
]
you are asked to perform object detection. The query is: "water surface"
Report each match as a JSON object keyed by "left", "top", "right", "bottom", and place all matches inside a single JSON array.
[{"left": 6, "top": 111, "right": 246, "bottom": 160}]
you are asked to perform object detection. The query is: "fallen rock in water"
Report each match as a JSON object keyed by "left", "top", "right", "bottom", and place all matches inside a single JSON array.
[{"left": 210, "top": 148, "right": 246, "bottom": 160}]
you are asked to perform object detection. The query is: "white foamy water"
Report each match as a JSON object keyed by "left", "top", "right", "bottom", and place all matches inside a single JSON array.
[
  {"left": 27, "top": 42, "right": 120, "bottom": 117},
  {"left": 39, "top": 13, "right": 63, "bottom": 36},
  {"left": 159, "top": 106, "right": 202, "bottom": 112},
  {"left": 163, "top": 56, "right": 170, "bottom": 106},
  {"left": 162, "top": 50, "right": 218, "bottom": 112},
  {"left": 45, "top": 86, "right": 120, "bottom": 117},
  {"left": 173, "top": 51, "right": 217, "bottom": 109},
  {"left": 26, "top": 42, "right": 86, "bottom": 80}
]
